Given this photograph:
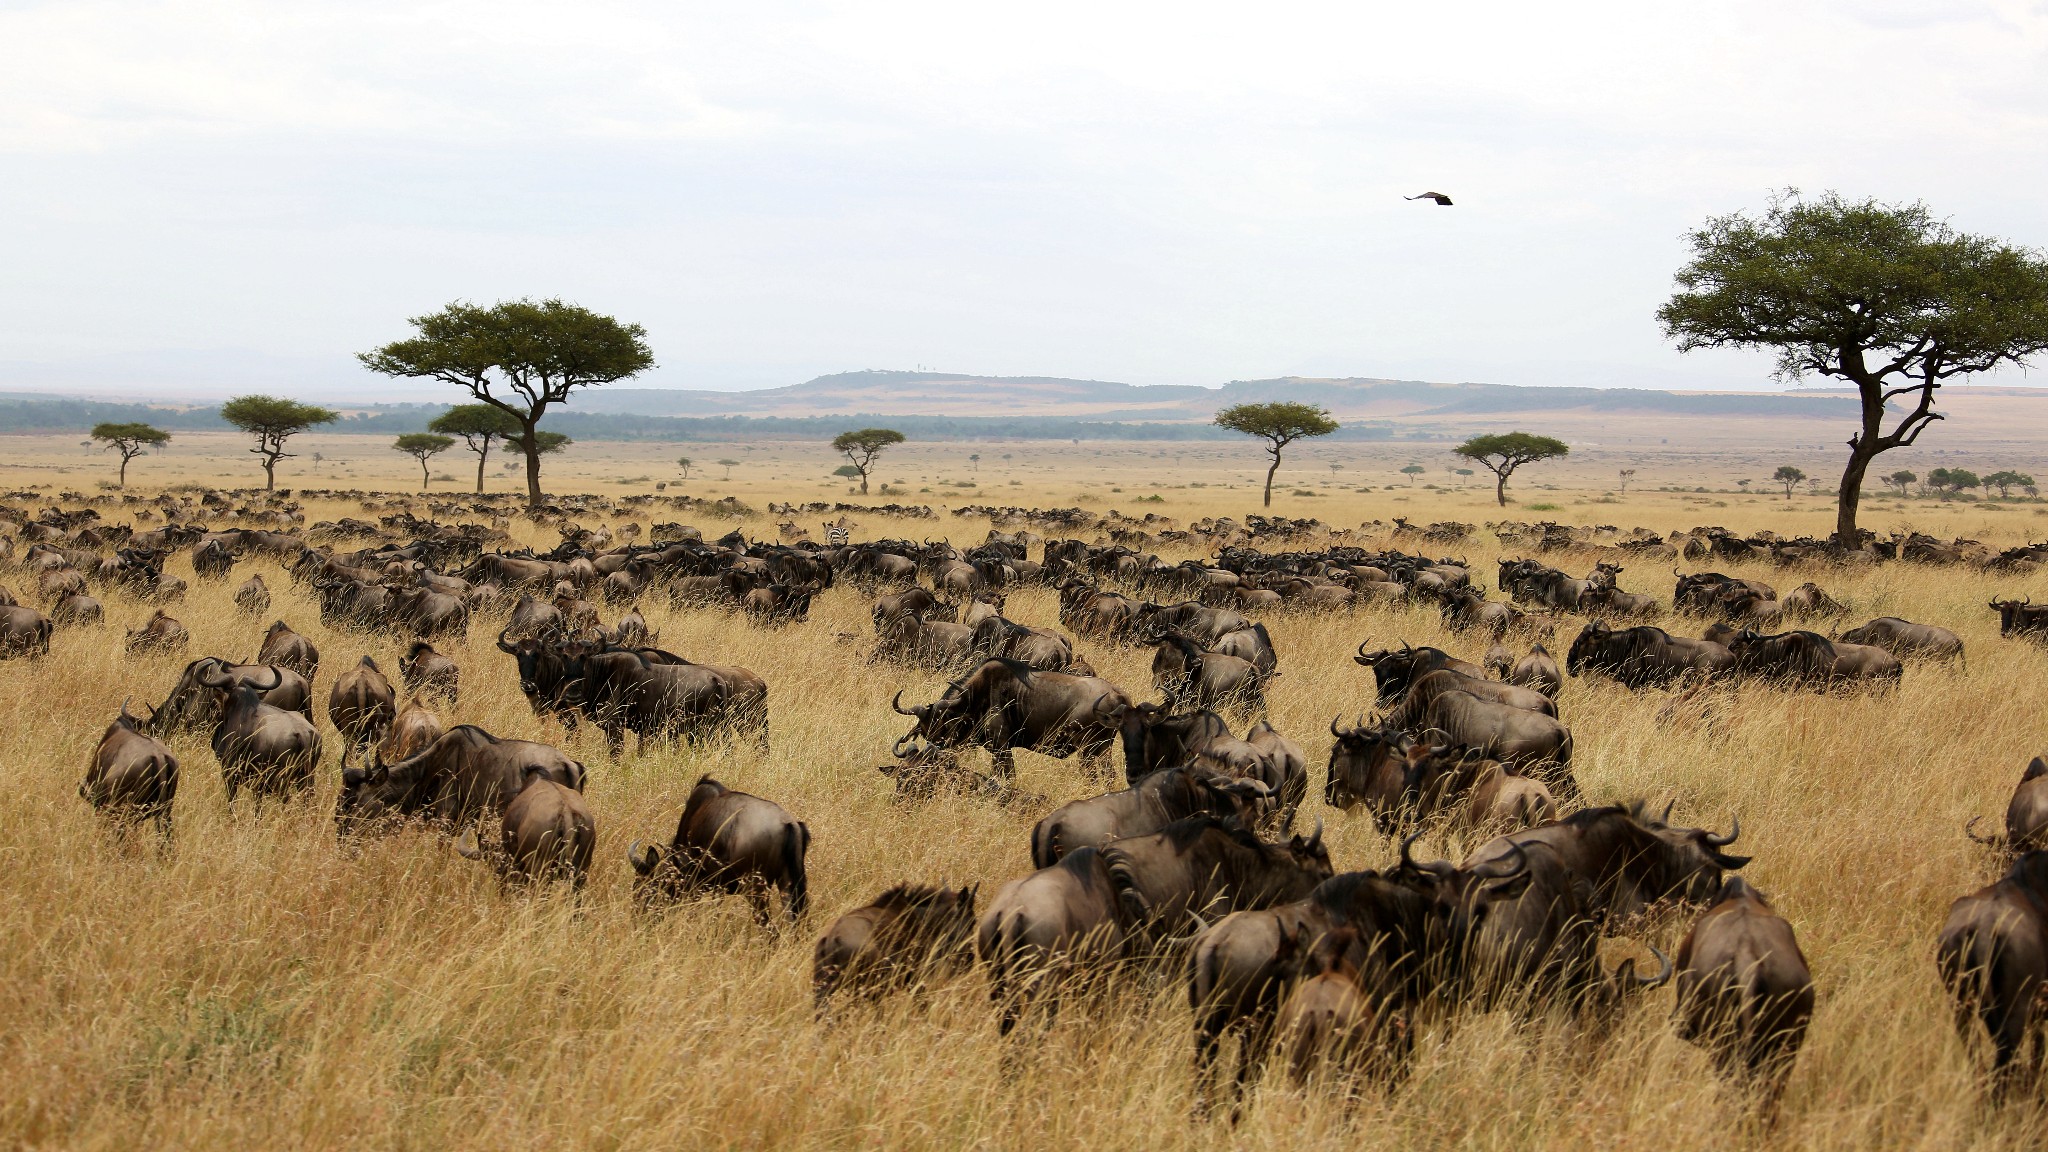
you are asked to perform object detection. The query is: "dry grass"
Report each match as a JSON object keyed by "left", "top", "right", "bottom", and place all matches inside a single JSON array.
[{"left": 5, "top": 472, "right": 2048, "bottom": 1151}]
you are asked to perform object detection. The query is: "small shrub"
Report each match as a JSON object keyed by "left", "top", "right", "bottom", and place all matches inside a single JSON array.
[{"left": 1526, "top": 502, "right": 1561, "bottom": 511}]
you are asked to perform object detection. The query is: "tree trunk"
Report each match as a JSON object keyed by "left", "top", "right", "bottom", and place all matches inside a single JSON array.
[
  {"left": 522, "top": 424, "right": 543, "bottom": 507},
  {"left": 1494, "top": 470, "right": 1508, "bottom": 506},
  {"left": 263, "top": 454, "right": 277, "bottom": 491},
  {"left": 1263, "top": 451, "right": 1280, "bottom": 508},
  {"left": 859, "top": 468, "right": 869, "bottom": 495},
  {"left": 118, "top": 455, "right": 129, "bottom": 487},
  {"left": 1835, "top": 446, "right": 1875, "bottom": 545},
  {"left": 474, "top": 442, "right": 489, "bottom": 494},
  {"left": 420, "top": 458, "right": 431, "bottom": 488}
]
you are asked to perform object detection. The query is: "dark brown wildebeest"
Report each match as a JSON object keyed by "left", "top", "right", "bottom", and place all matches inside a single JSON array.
[
  {"left": 742, "top": 581, "right": 817, "bottom": 624},
  {"left": 125, "top": 609, "right": 188, "bottom": 655},
  {"left": 1324, "top": 720, "right": 1415, "bottom": 833},
  {"left": 1030, "top": 766, "right": 1270, "bottom": 867},
  {"left": 504, "top": 593, "right": 566, "bottom": 640},
  {"left": 142, "top": 657, "right": 312, "bottom": 735},
  {"left": 1211, "top": 622, "right": 1278, "bottom": 677},
  {"left": 53, "top": 593, "right": 103, "bottom": 627},
  {"left": 1399, "top": 738, "right": 1555, "bottom": 835},
  {"left": 399, "top": 639, "right": 460, "bottom": 704},
  {"left": 1968, "top": 758, "right": 2048, "bottom": 855},
  {"left": 256, "top": 620, "right": 320, "bottom": 681},
  {"left": 1837, "top": 617, "right": 1964, "bottom": 660},
  {"left": 191, "top": 538, "right": 235, "bottom": 580},
  {"left": 456, "top": 770, "right": 596, "bottom": 887},
  {"left": 386, "top": 583, "right": 469, "bottom": 638},
  {"left": 80, "top": 698, "right": 179, "bottom": 835},
  {"left": 1190, "top": 721, "right": 1308, "bottom": 830},
  {"left": 1713, "top": 585, "right": 1784, "bottom": 628},
  {"left": 812, "top": 884, "right": 979, "bottom": 1012},
  {"left": 608, "top": 605, "right": 655, "bottom": 648},
  {"left": 1150, "top": 631, "right": 1265, "bottom": 715},
  {"left": 1674, "top": 571, "right": 1776, "bottom": 616},
  {"left": 1508, "top": 643, "right": 1562, "bottom": 698},
  {"left": 379, "top": 699, "right": 445, "bottom": 762},
  {"left": 628, "top": 775, "right": 809, "bottom": 923},
  {"left": 1104, "top": 816, "right": 1333, "bottom": 948},
  {"left": 1117, "top": 704, "right": 1234, "bottom": 785},
  {"left": 975, "top": 846, "right": 1121, "bottom": 1035},
  {"left": 565, "top": 646, "right": 771, "bottom": 753},
  {"left": 328, "top": 655, "right": 397, "bottom": 752},
  {"left": 1938, "top": 850, "right": 2048, "bottom": 1085},
  {"left": 1781, "top": 581, "right": 1845, "bottom": 619},
  {"left": 1567, "top": 622, "right": 1734, "bottom": 689},
  {"left": 1385, "top": 668, "right": 1558, "bottom": 726},
  {"left": 1138, "top": 601, "right": 1255, "bottom": 647},
  {"left": 1354, "top": 641, "right": 1482, "bottom": 704},
  {"left": 872, "top": 586, "right": 949, "bottom": 631},
  {"left": 1392, "top": 687, "right": 1575, "bottom": 799},
  {"left": 1672, "top": 877, "right": 1814, "bottom": 1116},
  {"left": 38, "top": 566, "right": 87, "bottom": 604},
  {"left": 1990, "top": 597, "right": 2048, "bottom": 640},
  {"left": 890, "top": 658, "right": 1130, "bottom": 785},
  {"left": 234, "top": 573, "right": 271, "bottom": 616},
  {"left": 874, "top": 610, "right": 978, "bottom": 669},
  {"left": 1274, "top": 926, "right": 1398, "bottom": 1087},
  {"left": 204, "top": 664, "right": 321, "bottom": 803},
  {"left": 1440, "top": 587, "right": 1522, "bottom": 637},
  {"left": 337, "top": 723, "right": 587, "bottom": 832},
  {"left": 1727, "top": 629, "right": 1902, "bottom": 688}
]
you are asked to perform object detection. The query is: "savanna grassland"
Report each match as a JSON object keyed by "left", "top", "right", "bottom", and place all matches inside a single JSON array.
[{"left": 6, "top": 442, "right": 2048, "bottom": 1152}]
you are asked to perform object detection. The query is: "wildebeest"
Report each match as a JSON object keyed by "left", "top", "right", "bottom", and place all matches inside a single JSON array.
[
  {"left": 1507, "top": 643, "right": 1562, "bottom": 698},
  {"left": 504, "top": 593, "right": 566, "bottom": 640},
  {"left": 566, "top": 645, "right": 770, "bottom": 753},
  {"left": 125, "top": 609, "right": 188, "bottom": 654},
  {"left": 1150, "top": 630, "right": 1266, "bottom": 715},
  {"left": 0, "top": 604, "right": 54, "bottom": 657},
  {"left": 972, "top": 615, "right": 1077, "bottom": 672},
  {"left": 1968, "top": 757, "right": 2048, "bottom": 855},
  {"left": 1938, "top": 850, "right": 2048, "bottom": 1085},
  {"left": 234, "top": 574, "right": 271, "bottom": 616},
  {"left": 742, "top": 581, "right": 817, "bottom": 624},
  {"left": 874, "top": 610, "right": 979, "bottom": 669},
  {"left": 52, "top": 592, "right": 103, "bottom": 627},
  {"left": 1354, "top": 641, "right": 1482, "bottom": 704},
  {"left": 1388, "top": 685, "right": 1575, "bottom": 798},
  {"left": 1675, "top": 571, "right": 1776, "bottom": 616},
  {"left": 1440, "top": 587, "right": 1522, "bottom": 637},
  {"left": 1106, "top": 817, "right": 1334, "bottom": 948},
  {"left": 1117, "top": 704, "right": 1234, "bottom": 786},
  {"left": 1385, "top": 668, "right": 1558, "bottom": 726},
  {"left": 385, "top": 582, "right": 470, "bottom": 638},
  {"left": 328, "top": 655, "right": 398, "bottom": 752},
  {"left": 380, "top": 699, "right": 446, "bottom": 762},
  {"left": 890, "top": 658, "right": 1130, "bottom": 786},
  {"left": 1191, "top": 721, "right": 1309, "bottom": 830},
  {"left": 142, "top": 656, "right": 313, "bottom": 735},
  {"left": 1399, "top": 738, "right": 1556, "bottom": 834},
  {"left": 191, "top": 538, "right": 235, "bottom": 580},
  {"left": 1211, "top": 622, "right": 1279, "bottom": 678},
  {"left": 1566, "top": 622, "right": 1734, "bottom": 689},
  {"left": 1782, "top": 581, "right": 1845, "bottom": 619},
  {"left": 1031, "top": 766, "right": 1271, "bottom": 867},
  {"left": 204, "top": 664, "right": 321, "bottom": 803},
  {"left": 80, "top": 698, "right": 179, "bottom": 835},
  {"left": 1273, "top": 926, "right": 1398, "bottom": 1087},
  {"left": 628, "top": 776, "right": 809, "bottom": 923},
  {"left": 1324, "top": 720, "right": 1414, "bottom": 833},
  {"left": 256, "top": 620, "right": 320, "bottom": 681},
  {"left": 813, "top": 884, "right": 979, "bottom": 1012},
  {"left": 456, "top": 771, "right": 596, "bottom": 887},
  {"left": 1990, "top": 597, "right": 2048, "bottom": 640},
  {"left": 1672, "top": 877, "right": 1814, "bottom": 1115},
  {"left": 1838, "top": 617, "right": 1964, "bottom": 660},
  {"left": 337, "top": 723, "right": 587, "bottom": 832},
  {"left": 1726, "top": 629, "right": 1902, "bottom": 688},
  {"left": 399, "top": 639, "right": 460, "bottom": 703}
]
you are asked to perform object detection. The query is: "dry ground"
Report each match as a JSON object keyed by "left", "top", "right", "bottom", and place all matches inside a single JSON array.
[{"left": 4, "top": 466, "right": 2048, "bottom": 1150}]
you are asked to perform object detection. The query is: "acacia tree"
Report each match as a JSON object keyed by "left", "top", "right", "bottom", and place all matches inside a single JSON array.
[
  {"left": 393, "top": 433, "right": 454, "bottom": 488},
  {"left": 1213, "top": 402, "right": 1340, "bottom": 507},
  {"left": 429, "top": 403, "right": 521, "bottom": 493},
  {"left": 676, "top": 456, "right": 694, "bottom": 481},
  {"left": 220, "top": 395, "right": 338, "bottom": 491},
  {"left": 1772, "top": 465, "right": 1806, "bottom": 499},
  {"left": 1659, "top": 191, "right": 2048, "bottom": 545},
  {"left": 1453, "top": 432, "right": 1569, "bottom": 506},
  {"left": 1885, "top": 470, "right": 1916, "bottom": 496},
  {"left": 1986, "top": 470, "right": 2036, "bottom": 499},
  {"left": 90, "top": 422, "right": 170, "bottom": 487},
  {"left": 832, "top": 428, "right": 904, "bottom": 495},
  {"left": 359, "top": 298, "right": 654, "bottom": 506}
]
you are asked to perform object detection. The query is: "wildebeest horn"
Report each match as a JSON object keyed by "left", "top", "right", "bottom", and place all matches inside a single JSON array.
[
  {"left": 1660, "top": 799, "right": 1675, "bottom": 825},
  {"left": 627, "top": 840, "right": 660, "bottom": 874},
  {"left": 496, "top": 628, "right": 517, "bottom": 653},
  {"left": 1308, "top": 817, "right": 1324, "bottom": 848},
  {"left": 1398, "top": 832, "right": 1422, "bottom": 872},
  {"left": 454, "top": 827, "right": 483, "bottom": 860},
  {"left": 1471, "top": 841, "right": 1527, "bottom": 880},
  {"left": 891, "top": 690, "right": 914, "bottom": 716},
  {"left": 1330, "top": 714, "right": 1345, "bottom": 738},
  {"left": 1966, "top": 816, "right": 2005, "bottom": 848},
  {"left": 893, "top": 733, "right": 917, "bottom": 757},
  {"left": 1356, "top": 641, "right": 1370, "bottom": 660},
  {"left": 118, "top": 695, "right": 134, "bottom": 722},
  {"left": 1704, "top": 816, "right": 1739, "bottom": 847},
  {"left": 1637, "top": 944, "right": 1673, "bottom": 989}
]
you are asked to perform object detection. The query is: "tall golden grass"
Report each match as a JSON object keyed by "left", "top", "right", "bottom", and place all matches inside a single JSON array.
[{"left": 3, "top": 484, "right": 2047, "bottom": 1151}]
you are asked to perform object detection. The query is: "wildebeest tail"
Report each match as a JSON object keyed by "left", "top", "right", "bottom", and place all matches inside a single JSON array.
[
  {"left": 782, "top": 821, "right": 810, "bottom": 919},
  {"left": 1031, "top": 820, "right": 1062, "bottom": 870},
  {"left": 1102, "top": 847, "right": 1153, "bottom": 927}
]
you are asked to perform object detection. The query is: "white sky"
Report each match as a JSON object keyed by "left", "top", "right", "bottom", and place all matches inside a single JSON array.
[{"left": 1, "top": 0, "right": 2044, "bottom": 397}]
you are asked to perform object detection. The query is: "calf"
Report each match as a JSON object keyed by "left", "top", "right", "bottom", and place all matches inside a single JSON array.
[
  {"left": 125, "top": 609, "right": 188, "bottom": 654},
  {"left": 80, "top": 698, "right": 179, "bottom": 835},
  {"left": 629, "top": 776, "right": 810, "bottom": 923},
  {"left": 459, "top": 770, "right": 596, "bottom": 886},
  {"left": 812, "top": 883, "right": 978, "bottom": 1011}
]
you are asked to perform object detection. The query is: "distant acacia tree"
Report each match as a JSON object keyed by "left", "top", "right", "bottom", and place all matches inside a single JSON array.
[
  {"left": 429, "top": 404, "right": 522, "bottom": 494},
  {"left": 1618, "top": 468, "right": 1636, "bottom": 494},
  {"left": 359, "top": 298, "right": 654, "bottom": 506},
  {"left": 1400, "top": 464, "right": 1426, "bottom": 485},
  {"left": 1772, "top": 465, "right": 1806, "bottom": 499},
  {"left": 1928, "top": 467, "right": 1980, "bottom": 496},
  {"left": 1885, "top": 470, "right": 1916, "bottom": 496},
  {"left": 90, "top": 422, "right": 170, "bottom": 488},
  {"left": 1213, "top": 402, "right": 1340, "bottom": 507},
  {"left": 717, "top": 458, "right": 739, "bottom": 480},
  {"left": 393, "top": 433, "right": 454, "bottom": 488},
  {"left": 677, "top": 456, "right": 694, "bottom": 481},
  {"left": 220, "top": 395, "right": 338, "bottom": 491},
  {"left": 1453, "top": 431, "right": 1569, "bottom": 506},
  {"left": 1985, "top": 470, "right": 2036, "bottom": 499},
  {"left": 832, "top": 428, "right": 905, "bottom": 495},
  {"left": 1660, "top": 191, "right": 2048, "bottom": 544}
]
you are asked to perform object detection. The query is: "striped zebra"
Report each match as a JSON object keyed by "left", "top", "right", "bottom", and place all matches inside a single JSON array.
[{"left": 825, "top": 524, "right": 850, "bottom": 547}]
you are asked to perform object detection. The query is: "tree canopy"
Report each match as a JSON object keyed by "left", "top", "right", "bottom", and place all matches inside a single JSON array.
[
  {"left": 1212, "top": 402, "right": 1340, "bottom": 507},
  {"left": 1452, "top": 431, "right": 1569, "bottom": 506},
  {"left": 1772, "top": 464, "right": 1806, "bottom": 499},
  {"left": 428, "top": 403, "right": 522, "bottom": 493},
  {"left": 90, "top": 422, "right": 170, "bottom": 488},
  {"left": 393, "top": 433, "right": 455, "bottom": 488},
  {"left": 831, "top": 428, "right": 905, "bottom": 495},
  {"left": 1658, "top": 191, "right": 2048, "bottom": 544},
  {"left": 359, "top": 298, "right": 653, "bottom": 505},
  {"left": 219, "top": 395, "right": 338, "bottom": 491},
  {"left": 1985, "top": 470, "right": 2036, "bottom": 499}
]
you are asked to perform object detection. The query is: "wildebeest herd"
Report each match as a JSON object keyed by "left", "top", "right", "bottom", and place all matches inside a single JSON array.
[{"left": 13, "top": 492, "right": 2048, "bottom": 1126}]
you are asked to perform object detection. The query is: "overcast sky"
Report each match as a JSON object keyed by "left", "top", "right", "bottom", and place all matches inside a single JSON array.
[{"left": 2, "top": 0, "right": 2044, "bottom": 399}]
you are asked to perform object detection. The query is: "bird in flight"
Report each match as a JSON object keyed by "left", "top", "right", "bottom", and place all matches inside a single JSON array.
[{"left": 1405, "top": 192, "right": 1453, "bottom": 206}]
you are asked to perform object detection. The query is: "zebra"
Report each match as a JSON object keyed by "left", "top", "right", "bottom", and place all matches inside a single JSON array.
[{"left": 825, "top": 524, "right": 850, "bottom": 548}]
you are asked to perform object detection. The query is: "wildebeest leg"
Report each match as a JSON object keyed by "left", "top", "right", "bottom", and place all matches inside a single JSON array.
[
  {"left": 991, "top": 749, "right": 1016, "bottom": 782},
  {"left": 1190, "top": 1011, "right": 1231, "bottom": 1120},
  {"left": 1228, "top": 1014, "right": 1277, "bottom": 1125}
]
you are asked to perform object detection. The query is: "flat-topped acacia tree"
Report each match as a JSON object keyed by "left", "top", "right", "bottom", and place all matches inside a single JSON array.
[
  {"left": 359, "top": 298, "right": 653, "bottom": 506},
  {"left": 220, "top": 395, "right": 338, "bottom": 491},
  {"left": 1453, "top": 431, "right": 1569, "bottom": 506},
  {"left": 428, "top": 404, "right": 521, "bottom": 494},
  {"left": 832, "top": 428, "right": 904, "bottom": 495},
  {"left": 1213, "top": 402, "right": 1339, "bottom": 507},
  {"left": 393, "top": 433, "right": 454, "bottom": 488},
  {"left": 90, "top": 422, "right": 170, "bottom": 488},
  {"left": 1660, "top": 191, "right": 2048, "bottom": 545}
]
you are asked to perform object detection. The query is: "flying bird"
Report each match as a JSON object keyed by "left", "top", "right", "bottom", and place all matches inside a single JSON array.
[{"left": 1405, "top": 192, "right": 1453, "bottom": 206}]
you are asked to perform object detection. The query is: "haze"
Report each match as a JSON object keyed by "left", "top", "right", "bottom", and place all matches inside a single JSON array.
[{"left": 2, "top": 0, "right": 2044, "bottom": 399}]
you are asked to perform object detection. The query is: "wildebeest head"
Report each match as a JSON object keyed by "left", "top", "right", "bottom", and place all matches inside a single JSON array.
[
  {"left": 1565, "top": 621, "right": 1612, "bottom": 677},
  {"left": 1629, "top": 800, "right": 1751, "bottom": 908},
  {"left": 1325, "top": 717, "right": 1408, "bottom": 818}
]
